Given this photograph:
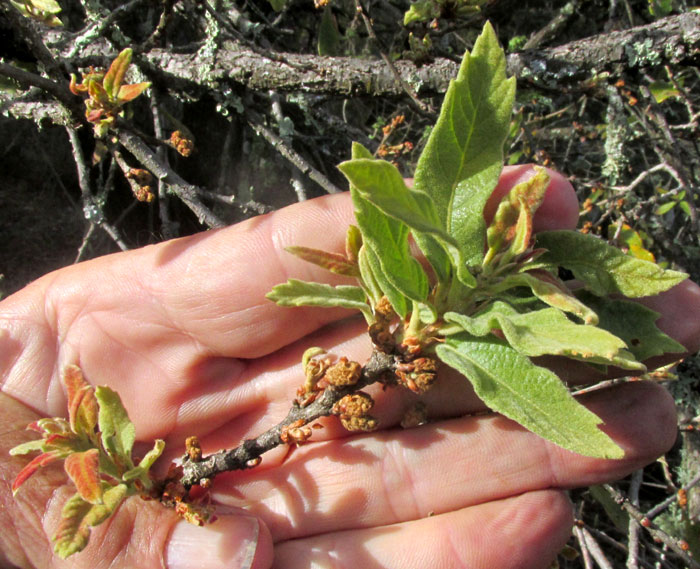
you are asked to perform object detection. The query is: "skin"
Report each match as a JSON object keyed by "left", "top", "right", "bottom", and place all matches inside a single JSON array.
[{"left": 0, "top": 164, "right": 699, "bottom": 569}]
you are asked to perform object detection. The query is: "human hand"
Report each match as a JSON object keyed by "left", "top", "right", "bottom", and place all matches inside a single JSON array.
[{"left": 1, "top": 165, "right": 699, "bottom": 569}]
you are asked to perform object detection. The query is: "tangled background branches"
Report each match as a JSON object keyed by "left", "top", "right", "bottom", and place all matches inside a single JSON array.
[{"left": 1, "top": 0, "right": 699, "bottom": 566}]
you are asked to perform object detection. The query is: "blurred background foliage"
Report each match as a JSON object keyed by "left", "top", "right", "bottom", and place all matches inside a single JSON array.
[{"left": 1, "top": 0, "right": 699, "bottom": 566}]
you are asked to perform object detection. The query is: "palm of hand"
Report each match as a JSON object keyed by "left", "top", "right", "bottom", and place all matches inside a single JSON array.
[{"left": 1, "top": 168, "right": 697, "bottom": 569}]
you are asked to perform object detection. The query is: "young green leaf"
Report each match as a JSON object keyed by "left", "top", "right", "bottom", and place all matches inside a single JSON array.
[
  {"left": 95, "top": 386, "right": 136, "bottom": 466},
  {"left": 357, "top": 245, "right": 384, "bottom": 308},
  {"left": 484, "top": 168, "right": 549, "bottom": 265},
  {"left": 64, "top": 449, "right": 103, "bottom": 505},
  {"left": 436, "top": 335, "right": 624, "bottom": 458},
  {"left": 497, "top": 270, "right": 599, "bottom": 324},
  {"left": 445, "top": 302, "right": 645, "bottom": 370},
  {"left": 266, "top": 279, "right": 372, "bottom": 321},
  {"left": 103, "top": 48, "right": 132, "bottom": 100},
  {"left": 350, "top": 181, "right": 429, "bottom": 304},
  {"left": 53, "top": 484, "right": 128, "bottom": 559},
  {"left": 576, "top": 291, "right": 686, "bottom": 361},
  {"left": 412, "top": 22, "right": 516, "bottom": 266},
  {"left": 362, "top": 244, "right": 409, "bottom": 318},
  {"left": 535, "top": 231, "right": 687, "bottom": 297},
  {"left": 339, "top": 157, "right": 474, "bottom": 287}
]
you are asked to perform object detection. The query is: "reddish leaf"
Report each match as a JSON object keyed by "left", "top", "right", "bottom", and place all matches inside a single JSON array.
[
  {"left": 286, "top": 246, "right": 360, "bottom": 277},
  {"left": 64, "top": 449, "right": 102, "bottom": 504},
  {"left": 64, "top": 365, "right": 98, "bottom": 435},
  {"left": 103, "top": 48, "right": 132, "bottom": 99},
  {"left": 116, "top": 82, "right": 150, "bottom": 103},
  {"left": 12, "top": 451, "right": 62, "bottom": 493}
]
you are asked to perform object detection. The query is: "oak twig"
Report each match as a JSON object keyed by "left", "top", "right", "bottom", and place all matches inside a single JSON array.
[{"left": 181, "top": 350, "right": 396, "bottom": 487}]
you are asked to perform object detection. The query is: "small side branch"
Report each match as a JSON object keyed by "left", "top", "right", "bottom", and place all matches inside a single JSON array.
[{"left": 181, "top": 350, "right": 395, "bottom": 487}]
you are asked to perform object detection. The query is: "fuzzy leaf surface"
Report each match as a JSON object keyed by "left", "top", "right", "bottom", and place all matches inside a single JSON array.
[
  {"left": 285, "top": 246, "right": 359, "bottom": 277},
  {"left": 64, "top": 365, "right": 98, "bottom": 435},
  {"left": 103, "top": 49, "right": 132, "bottom": 99},
  {"left": 445, "top": 302, "right": 644, "bottom": 369},
  {"left": 536, "top": 231, "right": 687, "bottom": 297},
  {"left": 267, "top": 279, "right": 371, "bottom": 320},
  {"left": 350, "top": 183, "right": 429, "bottom": 304},
  {"left": 12, "top": 451, "right": 64, "bottom": 493},
  {"left": 576, "top": 291, "right": 686, "bottom": 361},
  {"left": 95, "top": 386, "right": 135, "bottom": 466},
  {"left": 361, "top": 246, "right": 409, "bottom": 318},
  {"left": 436, "top": 335, "right": 624, "bottom": 458},
  {"left": 64, "top": 449, "right": 102, "bottom": 504},
  {"left": 498, "top": 271, "right": 598, "bottom": 324},
  {"left": 412, "top": 22, "right": 516, "bottom": 266},
  {"left": 53, "top": 484, "right": 128, "bottom": 558},
  {"left": 340, "top": 158, "right": 474, "bottom": 287}
]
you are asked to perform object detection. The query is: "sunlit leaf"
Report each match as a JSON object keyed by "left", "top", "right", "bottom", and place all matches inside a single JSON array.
[
  {"left": 95, "top": 386, "right": 135, "bottom": 467},
  {"left": 536, "top": 231, "right": 687, "bottom": 297},
  {"left": 286, "top": 246, "right": 359, "bottom": 277},
  {"left": 436, "top": 335, "right": 624, "bottom": 458},
  {"left": 103, "top": 48, "right": 133, "bottom": 100},
  {"left": 64, "top": 365, "right": 98, "bottom": 436},
  {"left": 64, "top": 449, "right": 102, "bottom": 504},
  {"left": 12, "top": 450, "right": 63, "bottom": 493},
  {"left": 116, "top": 82, "right": 150, "bottom": 103},
  {"left": 412, "top": 22, "right": 516, "bottom": 267},
  {"left": 497, "top": 270, "right": 599, "bottom": 324},
  {"left": 266, "top": 279, "right": 372, "bottom": 321},
  {"left": 576, "top": 291, "right": 686, "bottom": 361},
  {"left": 445, "top": 302, "right": 644, "bottom": 369},
  {"left": 485, "top": 167, "right": 549, "bottom": 264},
  {"left": 53, "top": 484, "right": 128, "bottom": 559}
]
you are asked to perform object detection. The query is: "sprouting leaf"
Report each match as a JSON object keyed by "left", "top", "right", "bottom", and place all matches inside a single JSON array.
[
  {"left": 123, "top": 439, "right": 165, "bottom": 482},
  {"left": 497, "top": 270, "right": 599, "bottom": 324},
  {"left": 318, "top": 6, "right": 340, "bottom": 56},
  {"left": 116, "top": 82, "right": 151, "bottom": 103},
  {"left": 103, "top": 48, "right": 133, "bottom": 100},
  {"left": 95, "top": 386, "right": 136, "bottom": 467},
  {"left": 10, "top": 0, "right": 62, "bottom": 26},
  {"left": 345, "top": 225, "right": 362, "bottom": 263},
  {"left": 9, "top": 439, "right": 46, "bottom": 456},
  {"left": 12, "top": 451, "right": 64, "bottom": 493},
  {"left": 267, "top": 279, "right": 372, "bottom": 321},
  {"left": 436, "top": 335, "right": 624, "bottom": 458},
  {"left": 64, "top": 365, "right": 98, "bottom": 436},
  {"left": 64, "top": 449, "right": 102, "bottom": 505},
  {"left": 53, "top": 484, "right": 128, "bottom": 558},
  {"left": 349, "top": 176, "right": 429, "bottom": 304},
  {"left": 412, "top": 22, "right": 516, "bottom": 267},
  {"left": 339, "top": 157, "right": 474, "bottom": 287},
  {"left": 362, "top": 244, "right": 409, "bottom": 318},
  {"left": 484, "top": 167, "right": 549, "bottom": 265},
  {"left": 346, "top": 142, "right": 430, "bottom": 307},
  {"left": 576, "top": 291, "right": 686, "bottom": 361},
  {"left": 357, "top": 245, "right": 384, "bottom": 308},
  {"left": 445, "top": 302, "right": 645, "bottom": 370},
  {"left": 536, "top": 231, "right": 687, "bottom": 297},
  {"left": 285, "top": 246, "right": 359, "bottom": 277}
]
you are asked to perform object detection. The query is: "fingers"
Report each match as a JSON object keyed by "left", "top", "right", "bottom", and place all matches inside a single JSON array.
[
  {"left": 0, "top": 392, "right": 274, "bottom": 569},
  {"left": 210, "top": 381, "right": 675, "bottom": 541},
  {"left": 273, "top": 490, "right": 573, "bottom": 569}
]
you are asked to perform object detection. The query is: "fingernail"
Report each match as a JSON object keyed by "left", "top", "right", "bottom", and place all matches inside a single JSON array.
[{"left": 166, "top": 515, "right": 259, "bottom": 569}]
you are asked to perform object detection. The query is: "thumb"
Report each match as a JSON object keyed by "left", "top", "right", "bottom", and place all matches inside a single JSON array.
[{"left": 0, "top": 392, "right": 273, "bottom": 569}]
